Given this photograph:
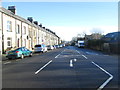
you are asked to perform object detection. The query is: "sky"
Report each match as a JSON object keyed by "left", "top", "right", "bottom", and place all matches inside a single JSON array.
[{"left": 2, "top": 1, "right": 118, "bottom": 41}]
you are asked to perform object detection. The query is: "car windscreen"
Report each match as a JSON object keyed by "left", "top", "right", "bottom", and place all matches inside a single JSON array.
[
  {"left": 15, "top": 48, "right": 21, "bottom": 51},
  {"left": 35, "top": 45, "right": 41, "bottom": 47}
]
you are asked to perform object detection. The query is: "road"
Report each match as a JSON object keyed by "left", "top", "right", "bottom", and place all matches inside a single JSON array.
[{"left": 2, "top": 46, "right": 119, "bottom": 89}]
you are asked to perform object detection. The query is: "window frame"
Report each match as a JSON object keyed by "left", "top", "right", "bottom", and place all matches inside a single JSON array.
[
  {"left": 7, "top": 21, "right": 12, "bottom": 32},
  {"left": 16, "top": 24, "right": 20, "bottom": 34},
  {"left": 23, "top": 26, "right": 26, "bottom": 34}
]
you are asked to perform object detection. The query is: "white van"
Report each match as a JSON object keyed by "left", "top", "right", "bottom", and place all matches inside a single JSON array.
[
  {"left": 77, "top": 40, "right": 85, "bottom": 48},
  {"left": 34, "top": 44, "right": 47, "bottom": 53}
]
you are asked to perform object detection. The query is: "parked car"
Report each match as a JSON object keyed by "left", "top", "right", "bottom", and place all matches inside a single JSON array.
[
  {"left": 34, "top": 44, "right": 47, "bottom": 53},
  {"left": 55, "top": 45, "right": 59, "bottom": 48},
  {"left": 6, "top": 47, "right": 32, "bottom": 59},
  {"left": 47, "top": 45, "right": 54, "bottom": 50},
  {"left": 59, "top": 44, "right": 63, "bottom": 48},
  {"left": 53, "top": 45, "right": 56, "bottom": 49}
]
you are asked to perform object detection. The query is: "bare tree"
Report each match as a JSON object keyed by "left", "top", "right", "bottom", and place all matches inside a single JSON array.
[{"left": 90, "top": 28, "right": 104, "bottom": 34}]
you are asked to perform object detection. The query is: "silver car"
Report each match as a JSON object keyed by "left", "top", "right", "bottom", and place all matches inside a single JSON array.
[
  {"left": 47, "top": 45, "right": 54, "bottom": 50},
  {"left": 34, "top": 44, "right": 47, "bottom": 53}
]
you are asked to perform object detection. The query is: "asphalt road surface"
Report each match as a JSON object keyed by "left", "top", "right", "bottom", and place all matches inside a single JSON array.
[{"left": 2, "top": 46, "right": 119, "bottom": 90}]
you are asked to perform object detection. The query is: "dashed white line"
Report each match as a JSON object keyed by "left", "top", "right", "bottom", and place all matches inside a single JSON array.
[
  {"left": 55, "top": 54, "right": 61, "bottom": 58},
  {"left": 35, "top": 60, "right": 52, "bottom": 75},
  {"left": 82, "top": 55, "right": 88, "bottom": 59},
  {"left": 55, "top": 49, "right": 66, "bottom": 58},
  {"left": 86, "top": 52, "right": 98, "bottom": 55},
  {"left": 76, "top": 50, "right": 88, "bottom": 60},
  {"left": 91, "top": 61, "right": 113, "bottom": 90},
  {"left": 4, "top": 61, "right": 11, "bottom": 65},
  {"left": 61, "top": 49, "right": 66, "bottom": 53},
  {"left": 76, "top": 50, "right": 80, "bottom": 54},
  {"left": 104, "top": 55, "right": 109, "bottom": 56}
]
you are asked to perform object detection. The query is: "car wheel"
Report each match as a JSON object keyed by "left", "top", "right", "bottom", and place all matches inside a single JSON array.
[
  {"left": 21, "top": 54, "right": 24, "bottom": 59},
  {"left": 29, "top": 53, "right": 32, "bottom": 57}
]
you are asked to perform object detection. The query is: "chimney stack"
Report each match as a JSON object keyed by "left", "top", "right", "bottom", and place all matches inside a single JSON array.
[
  {"left": 27, "top": 17, "right": 33, "bottom": 23},
  {"left": 34, "top": 21, "right": 38, "bottom": 25},
  {"left": 39, "top": 24, "right": 42, "bottom": 27},
  {"left": 8, "top": 6, "right": 16, "bottom": 14},
  {"left": 42, "top": 27, "right": 45, "bottom": 29}
]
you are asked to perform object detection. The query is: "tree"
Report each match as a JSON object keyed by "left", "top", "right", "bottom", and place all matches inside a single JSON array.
[{"left": 90, "top": 28, "right": 104, "bottom": 34}]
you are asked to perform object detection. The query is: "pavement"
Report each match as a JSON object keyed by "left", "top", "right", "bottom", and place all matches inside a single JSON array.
[{"left": 2, "top": 46, "right": 119, "bottom": 89}]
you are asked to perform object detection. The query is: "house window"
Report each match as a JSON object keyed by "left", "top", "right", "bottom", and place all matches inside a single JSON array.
[
  {"left": 16, "top": 24, "right": 20, "bottom": 34},
  {"left": 7, "top": 37, "right": 12, "bottom": 47},
  {"left": 23, "top": 26, "right": 26, "bottom": 34},
  {"left": 34, "top": 30, "right": 36, "bottom": 36},
  {"left": 7, "top": 21, "right": 12, "bottom": 32},
  {"left": 30, "top": 31, "right": 32, "bottom": 37}
]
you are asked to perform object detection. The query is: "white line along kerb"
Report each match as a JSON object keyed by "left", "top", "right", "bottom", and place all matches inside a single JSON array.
[
  {"left": 91, "top": 61, "right": 113, "bottom": 90},
  {"left": 35, "top": 60, "right": 52, "bottom": 75},
  {"left": 4, "top": 61, "right": 11, "bottom": 65}
]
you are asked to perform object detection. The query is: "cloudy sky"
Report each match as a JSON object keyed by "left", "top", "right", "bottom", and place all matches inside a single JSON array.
[{"left": 2, "top": 1, "right": 118, "bottom": 41}]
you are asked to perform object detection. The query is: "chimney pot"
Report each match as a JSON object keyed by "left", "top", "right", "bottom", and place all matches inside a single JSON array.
[{"left": 8, "top": 6, "right": 16, "bottom": 14}]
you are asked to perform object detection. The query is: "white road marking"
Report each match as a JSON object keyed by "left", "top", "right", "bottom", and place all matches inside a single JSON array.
[
  {"left": 82, "top": 55, "right": 88, "bottom": 59},
  {"left": 74, "top": 59, "right": 77, "bottom": 62},
  {"left": 58, "top": 55, "right": 80, "bottom": 58},
  {"left": 55, "top": 54, "right": 61, "bottom": 58},
  {"left": 91, "top": 61, "right": 113, "bottom": 90},
  {"left": 70, "top": 60, "right": 73, "bottom": 67},
  {"left": 76, "top": 50, "right": 80, "bottom": 54},
  {"left": 61, "top": 49, "right": 66, "bottom": 53},
  {"left": 104, "top": 55, "right": 109, "bottom": 56},
  {"left": 86, "top": 52, "right": 98, "bottom": 55},
  {"left": 76, "top": 50, "right": 88, "bottom": 60},
  {"left": 16, "top": 59, "right": 21, "bottom": 61},
  {"left": 55, "top": 49, "right": 66, "bottom": 58},
  {"left": 4, "top": 61, "right": 11, "bottom": 65},
  {"left": 35, "top": 60, "right": 52, "bottom": 75},
  {"left": 70, "top": 59, "right": 77, "bottom": 67}
]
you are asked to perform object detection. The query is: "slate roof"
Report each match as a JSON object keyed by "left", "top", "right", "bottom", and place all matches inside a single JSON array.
[
  {"left": 0, "top": 7, "right": 60, "bottom": 38},
  {"left": 0, "top": 7, "right": 38, "bottom": 28},
  {"left": 101, "top": 32, "right": 120, "bottom": 42}
]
